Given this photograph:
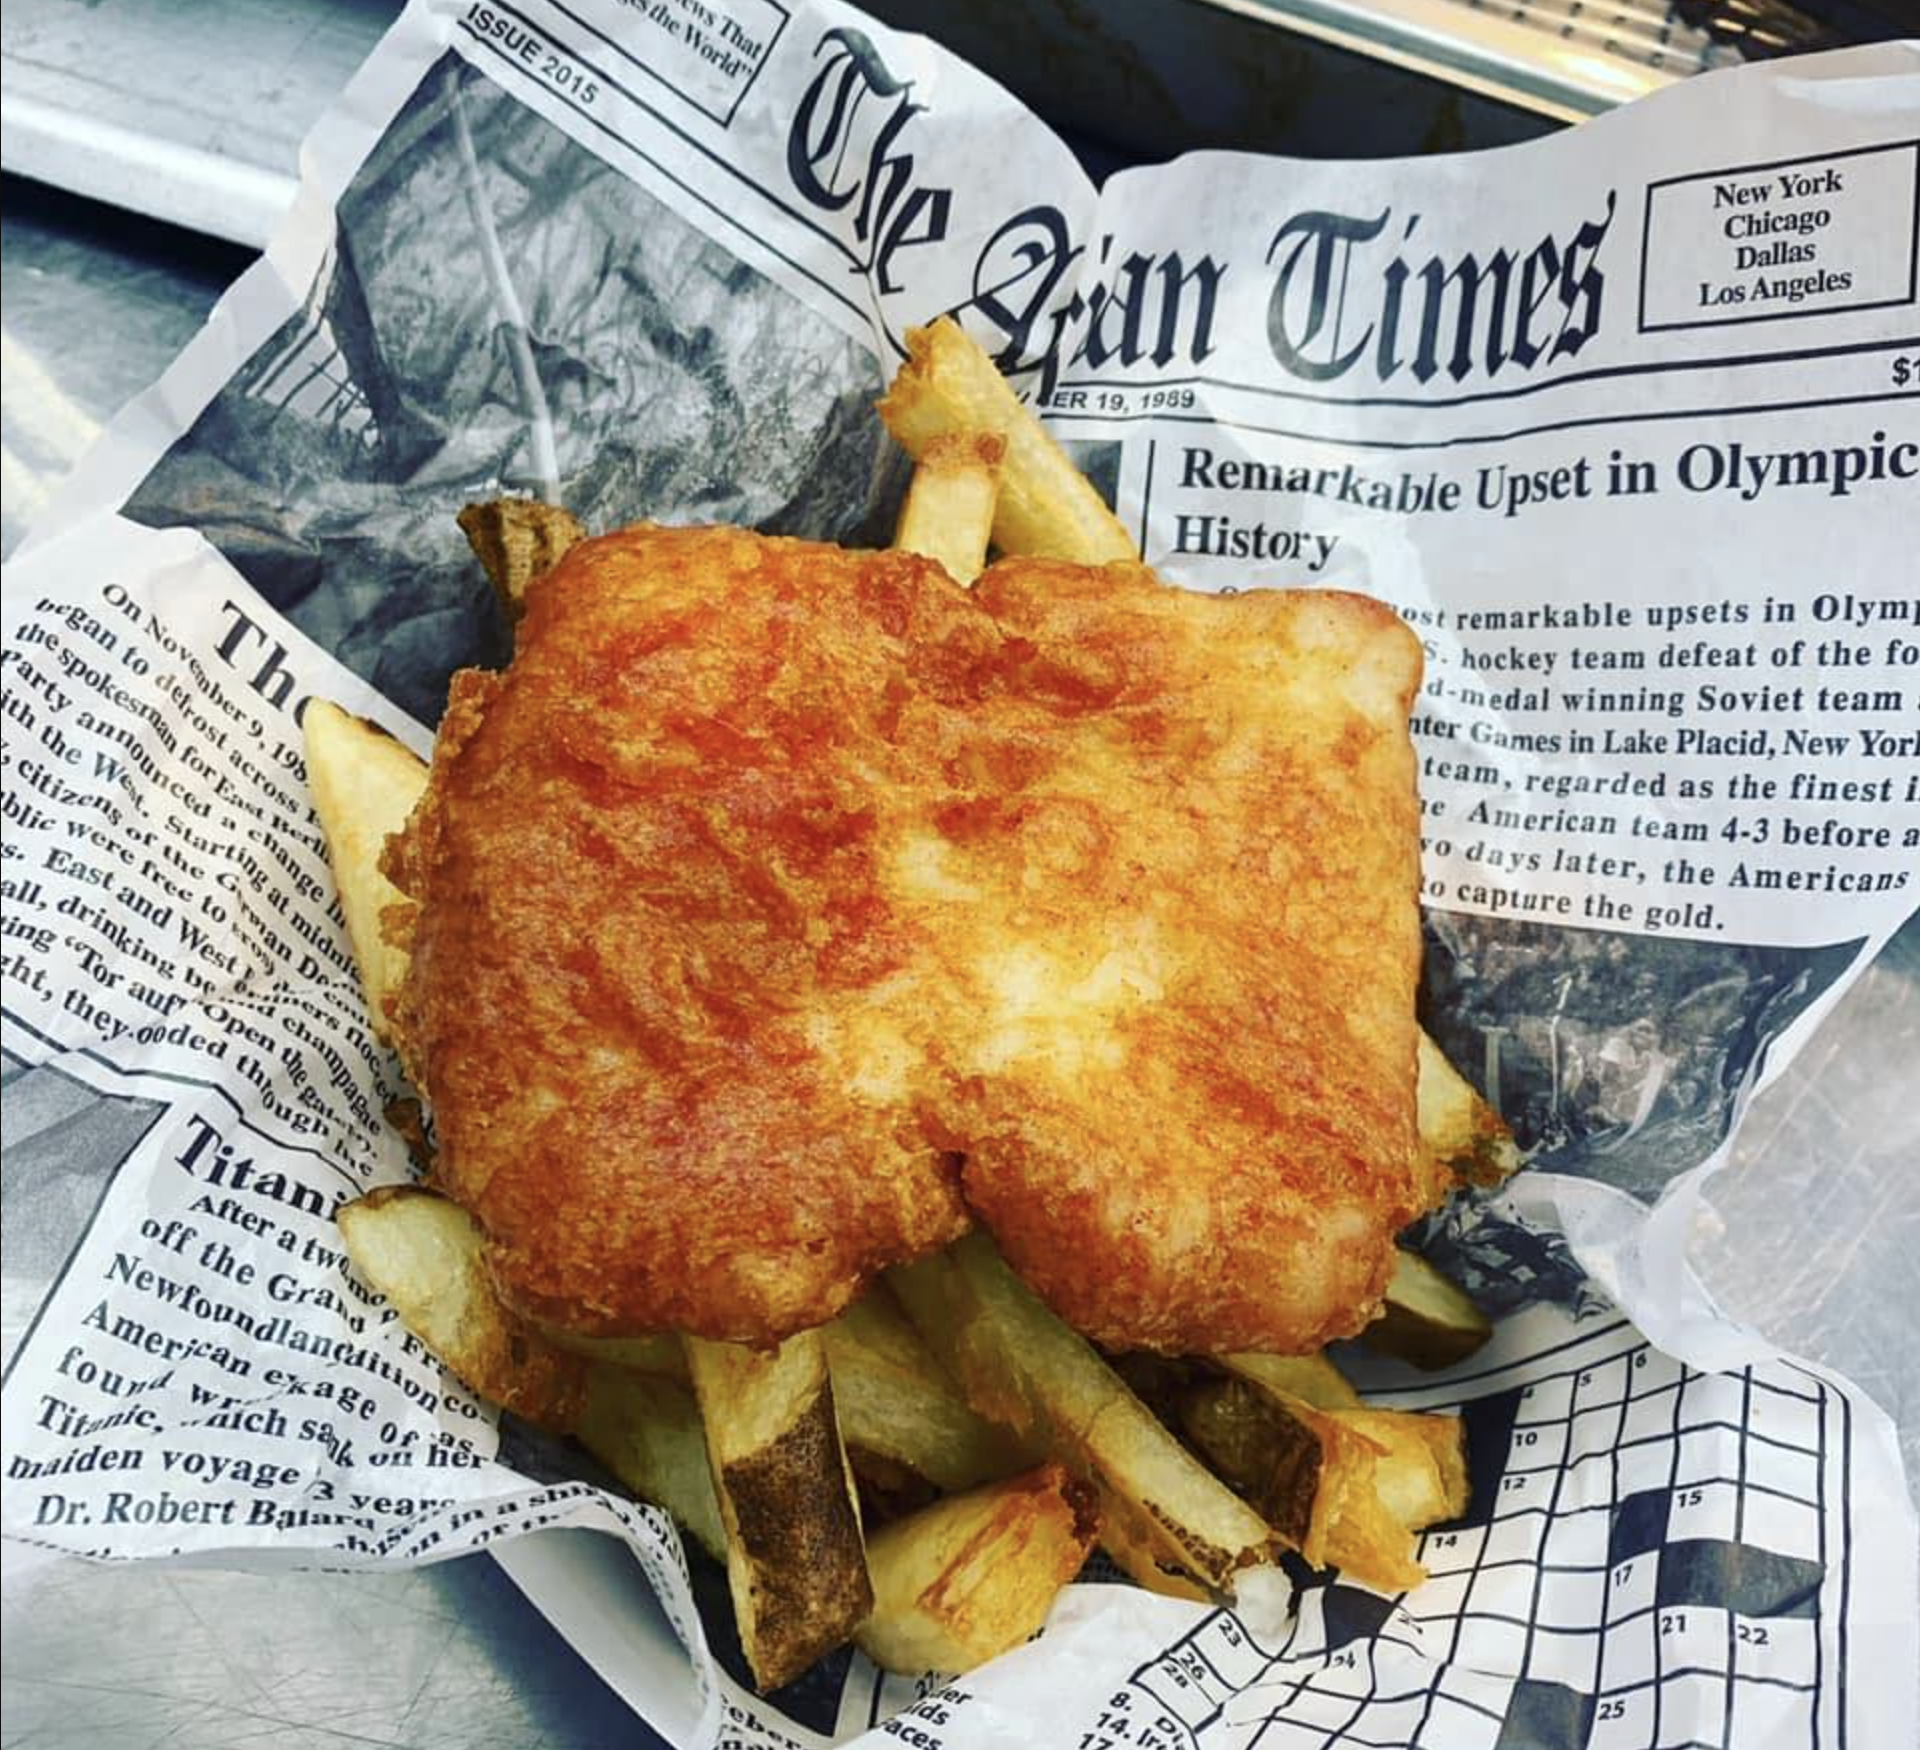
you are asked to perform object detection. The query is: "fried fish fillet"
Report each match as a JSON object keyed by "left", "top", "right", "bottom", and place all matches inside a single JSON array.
[{"left": 383, "top": 524, "right": 1428, "bottom": 1353}]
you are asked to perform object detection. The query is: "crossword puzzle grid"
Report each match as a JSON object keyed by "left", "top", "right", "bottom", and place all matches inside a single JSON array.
[{"left": 1103, "top": 1325, "right": 1842, "bottom": 1750}]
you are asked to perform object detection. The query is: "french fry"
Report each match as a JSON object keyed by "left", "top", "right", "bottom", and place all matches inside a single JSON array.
[
  {"left": 1175, "top": 1376, "right": 1428, "bottom": 1591},
  {"left": 893, "top": 431, "right": 1005, "bottom": 585},
  {"left": 538, "top": 1325, "right": 689, "bottom": 1381},
  {"left": 1090, "top": 1497, "right": 1212, "bottom": 1602},
  {"left": 303, "top": 700, "right": 427, "bottom": 1043},
  {"left": 1216, "top": 1350, "right": 1364, "bottom": 1414},
  {"left": 856, "top": 1463, "right": 1099, "bottom": 1675},
  {"left": 1326, "top": 1407, "right": 1467, "bottom": 1531},
  {"left": 844, "top": 1447, "right": 940, "bottom": 1524},
  {"left": 1411, "top": 1404, "right": 1471, "bottom": 1518},
  {"left": 336, "top": 1186, "right": 585, "bottom": 1429},
  {"left": 682, "top": 1331, "right": 873, "bottom": 1691},
  {"left": 1365, "top": 1250, "right": 1494, "bottom": 1371},
  {"left": 822, "top": 1288, "right": 1035, "bottom": 1494},
  {"left": 1172, "top": 1378, "right": 1323, "bottom": 1552},
  {"left": 1417, "top": 1031, "right": 1522, "bottom": 1188},
  {"left": 1318, "top": 1458, "right": 1428, "bottom": 1592},
  {"left": 888, "top": 1237, "right": 1274, "bottom": 1594},
  {"left": 878, "top": 319, "right": 1137, "bottom": 566},
  {"left": 457, "top": 497, "right": 587, "bottom": 620},
  {"left": 575, "top": 1363, "right": 727, "bottom": 1561}
]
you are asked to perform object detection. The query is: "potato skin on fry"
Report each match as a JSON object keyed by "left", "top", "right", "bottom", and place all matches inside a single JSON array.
[
  {"left": 684, "top": 1333, "right": 873, "bottom": 1692},
  {"left": 457, "top": 497, "right": 587, "bottom": 621}
]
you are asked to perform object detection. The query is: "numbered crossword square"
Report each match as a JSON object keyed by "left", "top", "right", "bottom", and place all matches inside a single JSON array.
[
  {"left": 1199, "top": 1614, "right": 1268, "bottom": 1688},
  {"left": 1573, "top": 1356, "right": 1633, "bottom": 1411},
  {"left": 1655, "top": 1604, "right": 1730, "bottom": 1676},
  {"left": 1665, "top": 1478, "right": 1739, "bottom": 1544},
  {"left": 1508, "top": 1419, "right": 1567, "bottom": 1469},
  {"left": 1606, "top": 1557, "right": 1658, "bottom": 1626},
  {"left": 1514, "top": 1374, "right": 1575, "bottom": 1425},
  {"left": 1734, "top": 1612, "right": 1813, "bottom": 1680},
  {"left": 1490, "top": 1468, "right": 1553, "bottom": 1526},
  {"left": 1417, "top": 1525, "right": 1486, "bottom": 1575},
  {"left": 1587, "top": 1685, "right": 1656, "bottom": 1750},
  {"left": 1632, "top": 1349, "right": 1686, "bottom": 1395},
  {"left": 1309, "top": 1648, "right": 1378, "bottom": 1699}
]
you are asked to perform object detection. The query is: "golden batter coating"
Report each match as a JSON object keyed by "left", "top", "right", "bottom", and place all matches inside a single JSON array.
[
  {"left": 931, "top": 559, "right": 1427, "bottom": 1355},
  {"left": 384, "top": 524, "right": 1427, "bottom": 1352}
]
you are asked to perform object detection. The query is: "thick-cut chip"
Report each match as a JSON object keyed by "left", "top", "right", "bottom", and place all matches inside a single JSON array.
[
  {"left": 1327, "top": 1408, "right": 1466, "bottom": 1530},
  {"left": 878, "top": 318, "right": 1136, "bottom": 565},
  {"left": 855, "top": 1463, "right": 1099, "bottom": 1675},
  {"left": 889, "top": 1238, "right": 1275, "bottom": 1593},
  {"left": 576, "top": 1363, "right": 726, "bottom": 1560},
  {"left": 458, "top": 497, "right": 588, "bottom": 620},
  {"left": 1366, "top": 1251, "right": 1494, "bottom": 1370},
  {"left": 336, "top": 1186, "right": 584, "bottom": 1428},
  {"left": 539, "top": 1326, "right": 688, "bottom": 1380},
  {"left": 822, "top": 1290, "right": 1034, "bottom": 1493},
  {"left": 682, "top": 1331, "right": 873, "bottom": 1692},
  {"left": 1174, "top": 1376, "right": 1432, "bottom": 1591},
  {"left": 1216, "top": 1351, "right": 1364, "bottom": 1414},
  {"left": 1173, "top": 1379, "right": 1324, "bottom": 1552},
  {"left": 1417, "top": 1032, "right": 1522, "bottom": 1188},
  {"left": 302, "top": 700, "right": 426, "bottom": 1043},
  {"left": 893, "top": 431, "right": 1004, "bottom": 585},
  {"left": 1091, "top": 1500, "right": 1212, "bottom": 1602}
]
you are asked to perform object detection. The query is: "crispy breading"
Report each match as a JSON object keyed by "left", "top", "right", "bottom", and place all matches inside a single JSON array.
[
  {"left": 384, "top": 525, "right": 1427, "bottom": 1352},
  {"left": 383, "top": 526, "right": 976, "bottom": 1343},
  {"left": 929, "top": 559, "right": 1427, "bottom": 1354}
]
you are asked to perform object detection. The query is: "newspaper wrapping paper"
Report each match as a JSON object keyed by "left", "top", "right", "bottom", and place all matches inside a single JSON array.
[{"left": 0, "top": 0, "right": 1915, "bottom": 1743}]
